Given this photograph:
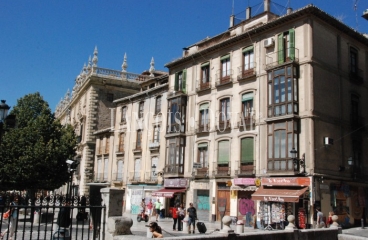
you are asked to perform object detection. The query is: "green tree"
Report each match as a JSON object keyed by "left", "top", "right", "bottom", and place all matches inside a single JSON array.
[{"left": 0, "top": 92, "right": 77, "bottom": 191}]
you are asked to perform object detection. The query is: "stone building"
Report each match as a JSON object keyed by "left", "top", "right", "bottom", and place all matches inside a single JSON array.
[
  {"left": 55, "top": 48, "right": 153, "bottom": 198},
  {"left": 163, "top": 0, "right": 368, "bottom": 228}
]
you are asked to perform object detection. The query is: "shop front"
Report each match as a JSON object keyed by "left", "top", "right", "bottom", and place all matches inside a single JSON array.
[
  {"left": 152, "top": 178, "right": 188, "bottom": 217},
  {"left": 252, "top": 177, "right": 311, "bottom": 229},
  {"left": 231, "top": 178, "right": 258, "bottom": 226},
  {"left": 127, "top": 184, "right": 162, "bottom": 214}
]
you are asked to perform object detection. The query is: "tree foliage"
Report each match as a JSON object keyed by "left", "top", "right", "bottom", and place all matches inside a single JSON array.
[{"left": 0, "top": 92, "right": 77, "bottom": 191}]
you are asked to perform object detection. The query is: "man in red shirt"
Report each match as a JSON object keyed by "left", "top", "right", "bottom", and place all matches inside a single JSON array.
[{"left": 146, "top": 199, "right": 153, "bottom": 220}]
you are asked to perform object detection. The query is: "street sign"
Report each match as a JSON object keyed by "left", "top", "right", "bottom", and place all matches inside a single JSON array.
[{"left": 193, "top": 163, "right": 202, "bottom": 169}]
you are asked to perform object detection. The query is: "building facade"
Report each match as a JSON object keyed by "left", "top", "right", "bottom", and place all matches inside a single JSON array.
[{"left": 164, "top": 0, "right": 368, "bottom": 228}]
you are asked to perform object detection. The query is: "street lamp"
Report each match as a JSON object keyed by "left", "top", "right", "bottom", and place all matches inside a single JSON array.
[
  {"left": 0, "top": 100, "right": 10, "bottom": 122},
  {"left": 152, "top": 164, "right": 157, "bottom": 177},
  {"left": 66, "top": 159, "right": 75, "bottom": 200},
  {"left": 290, "top": 148, "right": 306, "bottom": 174}
]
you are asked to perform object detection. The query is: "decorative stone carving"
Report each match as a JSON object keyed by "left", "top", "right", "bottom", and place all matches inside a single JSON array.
[
  {"left": 92, "top": 46, "right": 98, "bottom": 67},
  {"left": 330, "top": 215, "right": 339, "bottom": 228},
  {"left": 149, "top": 57, "right": 155, "bottom": 77},
  {"left": 285, "top": 215, "right": 297, "bottom": 230},
  {"left": 221, "top": 215, "right": 233, "bottom": 233},
  {"left": 122, "top": 53, "right": 128, "bottom": 72}
]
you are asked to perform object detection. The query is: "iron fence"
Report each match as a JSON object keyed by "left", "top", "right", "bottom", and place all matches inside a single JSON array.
[{"left": 0, "top": 194, "right": 105, "bottom": 240}]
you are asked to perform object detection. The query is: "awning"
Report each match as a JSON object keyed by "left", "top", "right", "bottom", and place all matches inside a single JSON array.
[
  {"left": 151, "top": 188, "right": 186, "bottom": 198},
  {"left": 230, "top": 186, "right": 257, "bottom": 191},
  {"left": 251, "top": 186, "right": 308, "bottom": 202}
]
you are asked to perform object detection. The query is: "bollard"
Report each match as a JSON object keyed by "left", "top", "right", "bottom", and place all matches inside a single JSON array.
[
  {"left": 146, "top": 224, "right": 153, "bottom": 238},
  {"left": 236, "top": 220, "right": 244, "bottom": 233},
  {"left": 362, "top": 218, "right": 365, "bottom": 229},
  {"left": 33, "top": 210, "right": 40, "bottom": 225},
  {"left": 183, "top": 216, "right": 189, "bottom": 232}
]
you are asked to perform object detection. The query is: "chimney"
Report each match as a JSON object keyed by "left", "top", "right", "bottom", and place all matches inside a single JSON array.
[
  {"left": 287, "top": 8, "right": 292, "bottom": 14},
  {"left": 264, "top": 0, "right": 270, "bottom": 12},
  {"left": 246, "top": 7, "right": 251, "bottom": 20},
  {"left": 230, "top": 15, "right": 234, "bottom": 28}
]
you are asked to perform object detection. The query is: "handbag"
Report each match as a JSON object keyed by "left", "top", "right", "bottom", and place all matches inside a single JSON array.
[{"left": 3, "top": 210, "right": 10, "bottom": 219}]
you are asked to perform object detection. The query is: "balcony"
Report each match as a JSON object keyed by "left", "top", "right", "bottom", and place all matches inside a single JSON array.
[
  {"left": 237, "top": 112, "right": 255, "bottom": 131},
  {"left": 167, "top": 123, "right": 185, "bottom": 134},
  {"left": 235, "top": 161, "right": 254, "bottom": 176},
  {"left": 349, "top": 66, "right": 364, "bottom": 85},
  {"left": 115, "top": 144, "right": 124, "bottom": 154},
  {"left": 265, "top": 48, "right": 299, "bottom": 70},
  {"left": 167, "top": 86, "right": 188, "bottom": 98},
  {"left": 213, "top": 163, "right": 231, "bottom": 178},
  {"left": 129, "top": 171, "right": 141, "bottom": 183},
  {"left": 215, "top": 70, "right": 234, "bottom": 87},
  {"left": 237, "top": 63, "right": 256, "bottom": 81},
  {"left": 149, "top": 140, "right": 160, "bottom": 150},
  {"left": 133, "top": 142, "right": 142, "bottom": 153},
  {"left": 94, "top": 173, "right": 108, "bottom": 182},
  {"left": 193, "top": 167, "right": 209, "bottom": 179},
  {"left": 216, "top": 120, "right": 232, "bottom": 132},
  {"left": 112, "top": 172, "right": 124, "bottom": 182},
  {"left": 195, "top": 121, "right": 211, "bottom": 134},
  {"left": 145, "top": 172, "right": 158, "bottom": 184},
  {"left": 196, "top": 80, "right": 212, "bottom": 93},
  {"left": 163, "top": 165, "right": 183, "bottom": 177}
]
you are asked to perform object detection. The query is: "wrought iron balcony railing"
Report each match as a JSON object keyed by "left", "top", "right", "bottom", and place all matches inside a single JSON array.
[
  {"left": 196, "top": 79, "right": 212, "bottom": 92},
  {"left": 195, "top": 121, "right": 211, "bottom": 133},
  {"left": 237, "top": 63, "right": 256, "bottom": 81},
  {"left": 215, "top": 69, "right": 234, "bottom": 87},
  {"left": 265, "top": 48, "right": 299, "bottom": 69},
  {"left": 112, "top": 172, "right": 124, "bottom": 181}
]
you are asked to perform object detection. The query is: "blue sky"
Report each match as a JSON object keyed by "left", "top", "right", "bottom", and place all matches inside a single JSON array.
[{"left": 1, "top": 0, "right": 367, "bottom": 111}]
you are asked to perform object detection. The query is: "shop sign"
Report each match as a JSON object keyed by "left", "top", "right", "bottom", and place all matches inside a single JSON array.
[
  {"left": 234, "top": 178, "right": 255, "bottom": 186},
  {"left": 263, "top": 196, "right": 285, "bottom": 202},
  {"left": 261, "top": 177, "right": 310, "bottom": 186},
  {"left": 164, "top": 178, "right": 188, "bottom": 188}
]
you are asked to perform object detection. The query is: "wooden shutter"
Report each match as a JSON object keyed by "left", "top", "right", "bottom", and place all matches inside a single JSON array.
[
  {"left": 218, "top": 140, "right": 230, "bottom": 164},
  {"left": 278, "top": 33, "right": 284, "bottom": 64},
  {"left": 182, "top": 69, "right": 187, "bottom": 93},
  {"left": 289, "top": 29, "right": 295, "bottom": 60},
  {"left": 241, "top": 138, "right": 254, "bottom": 163},
  {"left": 174, "top": 72, "right": 179, "bottom": 91}
]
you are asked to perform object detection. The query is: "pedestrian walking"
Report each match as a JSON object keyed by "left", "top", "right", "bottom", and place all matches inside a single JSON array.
[
  {"left": 187, "top": 203, "right": 197, "bottom": 234},
  {"left": 146, "top": 199, "right": 153, "bottom": 220},
  {"left": 154, "top": 199, "right": 161, "bottom": 222},
  {"left": 177, "top": 203, "right": 185, "bottom": 231},
  {"left": 172, "top": 205, "right": 178, "bottom": 231},
  {"left": 316, "top": 207, "right": 325, "bottom": 228},
  {"left": 0, "top": 196, "right": 19, "bottom": 240}
]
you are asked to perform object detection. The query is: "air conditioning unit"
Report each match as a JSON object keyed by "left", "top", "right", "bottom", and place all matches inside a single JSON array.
[
  {"left": 324, "top": 137, "right": 334, "bottom": 145},
  {"left": 264, "top": 37, "right": 274, "bottom": 48}
]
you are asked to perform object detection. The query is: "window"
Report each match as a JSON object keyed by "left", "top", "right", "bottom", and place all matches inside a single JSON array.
[
  {"left": 153, "top": 125, "right": 160, "bottom": 143},
  {"left": 218, "top": 140, "right": 230, "bottom": 165},
  {"left": 350, "top": 47, "right": 358, "bottom": 74},
  {"left": 98, "top": 136, "right": 103, "bottom": 154},
  {"left": 197, "top": 143, "right": 208, "bottom": 168},
  {"left": 155, "top": 96, "right": 162, "bottom": 115},
  {"left": 167, "top": 97, "right": 186, "bottom": 133},
  {"left": 134, "top": 158, "right": 141, "bottom": 180},
  {"left": 242, "top": 93, "right": 253, "bottom": 118},
  {"left": 138, "top": 102, "right": 144, "bottom": 119},
  {"left": 267, "top": 120, "right": 298, "bottom": 171},
  {"left": 241, "top": 138, "right": 254, "bottom": 165},
  {"left": 201, "top": 62, "right": 210, "bottom": 88},
  {"left": 277, "top": 29, "right": 295, "bottom": 64},
  {"left": 97, "top": 158, "right": 102, "bottom": 181},
  {"left": 174, "top": 70, "right": 187, "bottom": 93},
  {"left": 242, "top": 46, "right": 254, "bottom": 72},
  {"left": 118, "top": 133, "right": 125, "bottom": 152},
  {"left": 121, "top": 106, "right": 127, "bottom": 123},
  {"left": 136, "top": 130, "right": 142, "bottom": 150},
  {"left": 267, "top": 66, "right": 298, "bottom": 117},
  {"left": 199, "top": 103, "right": 210, "bottom": 131},
  {"left": 351, "top": 94, "right": 360, "bottom": 128},
  {"left": 79, "top": 123, "right": 84, "bottom": 143},
  {"left": 103, "top": 158, "right": 109, "bottom": 180},
  {"left": 219, "top": 98, "right": 231, "bottom": 122},
  {"left": 117, "top": 160, "right": 123, "bottom": 181},
  {"left": 220, "top": 55, "right": 231, "bottom": 80},
  {"left": 166, "top": 137, "right": 185, "bottom": 173},
  {"left": 105, "top": 136, "right": 110, "bottom": 154}
]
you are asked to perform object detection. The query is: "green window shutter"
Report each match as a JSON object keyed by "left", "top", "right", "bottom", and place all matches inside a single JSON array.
[
  {"left": 201, "top": 62, "right": 210, "bottom": 67},
  {"left": 242, "top": 92, "right": 254, "bottom": 102},
  {"left": 289, "top": 29, "right": 295, "bottom": 60},
  {"left": 220, "top": 54, "right": 230, "bottom": 61},
  {"left": 199, "top": 103, "right": 209, "bottom": 110},
  {"left": 182, "top": 69, "right": 187, "bottom": 93},
  {"left": 198, "top": 143, "right": 208, "bottom": 148},
  {"left": 242, "top": 46, "right": 254, "bottom": 53},
  {"left": 174, "top": 72, "right": 179, "bottom": 91},
  {"left": 241, "top": 138, "right": 254, "bottom": 163},
  {"left": 218, "top": 140, "right": 229, "bottom": 164},
  {"left": 278, "top": 33, "right": 284, "bottom": 64}
]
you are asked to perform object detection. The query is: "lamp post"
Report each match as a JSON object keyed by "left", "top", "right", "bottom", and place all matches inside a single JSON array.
[
  {"left": 0, "top": 100, "right": 10, "bottom": 143},
  {"left": 66, "top": 159, "right": 75, "bottom": 200},
  {"left": 290, "top": 148, "right": 306, "bottom": 174},
  {"left": 347, "top": 157, "right": 356, "bottom": 179}
]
